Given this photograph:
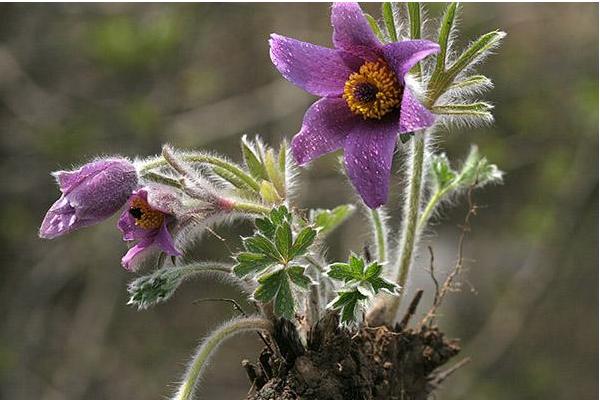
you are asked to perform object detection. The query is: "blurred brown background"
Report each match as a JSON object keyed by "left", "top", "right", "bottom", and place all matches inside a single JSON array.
[{"left": 0, "top": 3, "right": 597, "bottom": 400}]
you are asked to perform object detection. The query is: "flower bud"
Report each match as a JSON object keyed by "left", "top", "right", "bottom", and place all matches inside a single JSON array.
[{"left": 39, "top": 158, "right": 138, "bottom": 239}]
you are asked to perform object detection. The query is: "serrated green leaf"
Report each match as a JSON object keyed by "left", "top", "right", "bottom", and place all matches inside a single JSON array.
[
  {"left": 291, "top": 227, "right": 317, "bottom": 257},
  {"left": 254, "top": 269, "right": 283, "bottom": 302},
  {"left": 275, "top": 223, "right": 293, "bottom": 261},
  {"left": 364, "top": 262, "right": 383, "bottom": 280},
  {"left": 329, "top": 290, "right": 367, "bottom": 324},
  {"left": 381, "top": 3, "right": 397, "bottom": 42},
  {"left": 233, "top": 252, "right": 273, "bottom": 277},
  {"left": 364, "top": 13, "right": 384, "bottom": 42},
  {"left": 312, "top": 205, "right": 355, "bottom": 235},
  {"left": 369, "top": 277, "right": 399, "bottom": 294},
  {"left": 327, "top": 260, "right": 364, "bottom": 282},
  {"left": 255, "top": 217, "right": 276, "bottom": 239},
  {"left": 270, "top": 205, "right": 291, "bottom": 226},
  {"left": 432, "top": 102, "right": 494, "bottom": 117},
  {"left": 244, "top": 235, "right": 281, "bottom": 261},
  {"left": 241, "top": 136, "right": 268, "bottom": 180},
  {"left": 274, "top": 273, "right": 295, "bottom": 319},
  {"left": 287, "top": 266, "right": 312, "bottom": 289}
]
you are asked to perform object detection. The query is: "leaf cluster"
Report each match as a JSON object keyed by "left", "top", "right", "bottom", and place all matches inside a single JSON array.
[
  {"left": 327, "top": 254, "right": 399, "bottom": 324},
  {"left": 233, "top": 206, "right": 317, "bottom": 319}
]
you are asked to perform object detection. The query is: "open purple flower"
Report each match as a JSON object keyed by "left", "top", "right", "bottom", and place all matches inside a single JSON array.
[
  {"left": 39, "top": 158, "right": 138, "bottom": 239},
  {"left": 270, "top": 2, "right": 440, "bottom": 208},
  {"left": 118, "top": 187, "right": 182, "bottom": 271}
]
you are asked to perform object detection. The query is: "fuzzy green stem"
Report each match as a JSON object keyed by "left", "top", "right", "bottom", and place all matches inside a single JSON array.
[
  {"left": 387, "top": 135, "right": 427, "bottom": 321},
  {"left": 417, "top": 186, "right": 452, "bottom": 231},
  {"left": 140, "top": 154, "right": 260, "bottom": 192},
  {"left": 230, "top": 201, "right": 271, "bottom": 215},
  {"left": 172, "top": 317, "right": 273, "bottom": 400},
  {"left": 370, "top": 208, "right": 387, "bottom": 263}
]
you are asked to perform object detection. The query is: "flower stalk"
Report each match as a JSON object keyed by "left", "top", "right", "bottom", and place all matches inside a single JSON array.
[
  {"left": 370, "top": 208, "right": 387, "bottom": 263},
  {"left": 172, "top": 317, "right": 273, "bottom": 400}
]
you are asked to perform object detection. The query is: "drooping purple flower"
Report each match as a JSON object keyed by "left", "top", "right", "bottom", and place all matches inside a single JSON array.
[
  {"left": 269, "top": 2, "right": 440, "bottom": 208},
  {"left": 118, "top": 186, "right": 182, "bottom": 271},
  {"left": 39, "top": 158, "right": 138, "bottom": 239}
]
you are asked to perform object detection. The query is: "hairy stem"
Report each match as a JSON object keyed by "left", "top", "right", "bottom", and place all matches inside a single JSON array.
[
  {"left": 231, "top": 201, "right": 271, "bottom": 215},
  {"left": 172, "top": 317, "right": 273, "bottom": 400},
  {"left": 417, "top": 186, "right": 450, "bottom": 231},
  {"left": 388, "top": 134, "right": 427, "bottom": 321},
  {"left": 370, "top": 208, "right": 387, "bottom": 263},
  {"left": 140, "top": 153, "right": 260, "bottom": 192}
]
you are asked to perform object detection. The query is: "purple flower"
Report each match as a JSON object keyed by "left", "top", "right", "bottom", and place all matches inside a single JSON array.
[
  {"left": 269, "top": 2, "right": 440, "bottom": 208},
  {"left": 39, "top": 158, "right": 138, "bottom": 239},
  {"left": 118, "top": 187, "right": 182, "bottom": 271}
]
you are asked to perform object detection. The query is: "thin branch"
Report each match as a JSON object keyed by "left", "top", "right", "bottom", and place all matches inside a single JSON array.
[
  {"left": 398, "top": 289, "right": 424, "bottom": 330},
  {"left": 421, "top": 184, "right": 478, "bottom": 327},
  {"left": 432, "top": 357, "right": 472, "bottom": 385}
]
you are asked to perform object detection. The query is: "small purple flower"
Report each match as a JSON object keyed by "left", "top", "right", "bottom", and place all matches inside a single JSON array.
[
  {"left": 270, "top": 2, "right": 440, "bottom": 208},
  {"left": 39, "top": 158, "right": 138, "bottom": 239},
  {"left": 118, "top": 187, "right": 182, "bottom": 271}
]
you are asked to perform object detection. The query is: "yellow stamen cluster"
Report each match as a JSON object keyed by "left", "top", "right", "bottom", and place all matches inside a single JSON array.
[
  {"left": 343, "top": 59, "right": 402, "bottom": 120},
  {"left": 129, "top": 197, "right": 164, "bottom": 230}
]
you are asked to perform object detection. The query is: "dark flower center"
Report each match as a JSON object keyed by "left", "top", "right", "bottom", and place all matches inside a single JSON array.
[
  {"left": 129, "top": 207, "right": 143, "bottom": 219},
  {"left": 129, "top": 197, "right": 164, "bottom": 230},
  {"left": 343, "top": 59, "right": 402, "bottom": 120},
  {"left": 353, "top": 83, "right": 379, "bottom": 103}
]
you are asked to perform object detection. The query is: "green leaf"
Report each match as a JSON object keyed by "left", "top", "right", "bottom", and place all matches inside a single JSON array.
[
  {"left": 244, "top": 235, "right": 281, "bottom": 261},
  {"left": 381, "top": 3, "right": 397, "bottom": 42},
  {"left": 234, "top": 252, "right": 273, "bottom": 277},
  {"left": 327, "top": 258, "right": 364, "bottom": 282},
  {"left": 278, "top": 141, "right": 287, "bottom": 173},
  {"left": 432, "top": 102, "right": 494, "bottom": 117},
  {"left": 329, "top": 290, "right": 367, "bottom": 324},
  {"left": 127, "top": 268, "right": 184, "bottom": 310},
  {"left": 212, "top": 165, "right": 251, "bottom": 190},
  {"left": 312, "top": 205, "right": 355, "bottom": 235},
  {"left": 431, "top": 153, "right": 458, "bottom": 190},
  {"left": 264, "top": 148, "right": 285, "bottom": 198},
  {"left": 291, "top": 227, "right": 317, "bottom": 257},
  {"left": 435, "top": 2, "right": 458, "bottom": 74},
  {"left": 448, "top": 75, "right": 493, "bottom": 92},
  {"left": 456, "top": 145, "right": 504, "bottom": 188},
  {"left": 241, "top": 136, "right": 268, "bottom": 180},
  {"left": 287, "top": 266, "right": 313, "bottom": 289},
  {"left": 369, "top": 277, "right": 399, "bottom": 294},
  {"left": 270, "top": 205, "right": 291, "bottom": 226},
  {"left": 259, "top": 180, "right": 282, "bottom": 204},
  {"left": 446, "top": 30, "right": 507, "bottom": 82},
  {"left": 364, "top": 262, "right": 383, "bottom": 280},
  {"left": 364, "top": 13, "right": 385, "bottom": 42},
  {"left": 255, "top": 217, "right": 276, "bottom": 239},
  {"left": 274, "top": 223, "right": 293, "bottom": 261},
  {"left": 274, "top": 273, "right": 295, "bottom": 319},
  {"left": 254, "top": 269, "right": 283, "bottom": 302},
  {"left": 407, "top": 2, "right": 421, "bottom": 40}
]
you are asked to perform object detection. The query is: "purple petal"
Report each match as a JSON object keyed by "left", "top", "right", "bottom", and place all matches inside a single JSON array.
[
  {"left": 343, "top": 118, "right": 399, "bottom": 208},
  {"left": 291, "top": 98, "right": 358, "bottom": 165},
  {"left": 117, "top": 208, "right": 151, "bottom": 241},
  {"left": 269, "top": 34, "right": 352, "bottom": 97},
  {"left": 154, "top": 222, "right": 181, "bottom": 257},
  {"left": 331, "top": 2, "right": 382, "bottom": 60},
  {"left": 121, "top": 237, "right": 155, "bottom": 271},
  {"left": 39, "top": 157, "right": 138, "bottom": 239},
  {"left": 382, "top": 40, "right": 440, "bottom": 82},
  {"left": 399, "top": 88, "right": 435, "bottom": 133}
]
